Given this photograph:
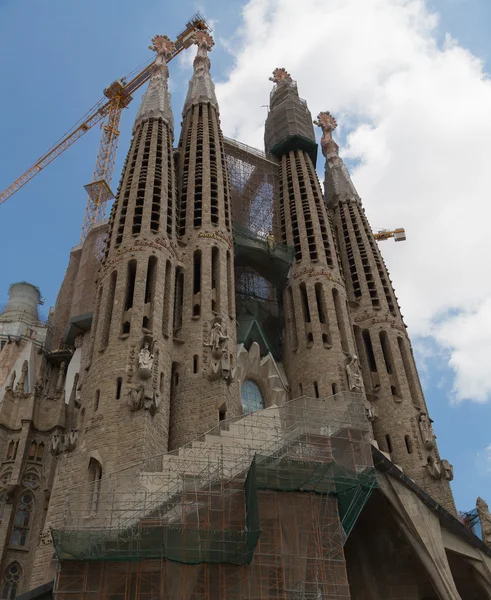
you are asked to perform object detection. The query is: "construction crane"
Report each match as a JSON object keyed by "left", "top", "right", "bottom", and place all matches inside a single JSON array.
[
  {"left": 373, "top": 228, "right": 406, "bottom": 242},
  {"left": 0, "top": 13, "right": 209, "bottom": 242}
]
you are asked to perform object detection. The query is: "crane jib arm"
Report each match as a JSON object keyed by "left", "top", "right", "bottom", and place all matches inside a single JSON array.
[{"left": 0, "top": 13, "right": 209, "bottom": 210}]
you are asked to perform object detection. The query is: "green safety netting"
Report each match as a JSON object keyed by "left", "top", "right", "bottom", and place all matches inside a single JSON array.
[
  {"left": 51, "top": 454, "right": 376, "bottom": 564},
  {"left": 253, "top": 454, "right": 377, "bottom": 538}
]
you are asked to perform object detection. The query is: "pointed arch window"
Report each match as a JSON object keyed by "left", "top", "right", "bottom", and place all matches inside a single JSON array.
[
  {"left": 1, "top": 563, "right": 21, "bottom": 600},
  {"left": 88, "top": 459, "right": 103, "bottom": 516},
  {"left": 36, "top": 442, "right": 45, "bottom": 462},
  {"left": 241, "top": 380, "right": 265, "bottom": 415},
  {"left": 11, "top": 492, "right": 33, "bottom": 547},
  {"left": 28, "top": 442, "right": 37, "bottom": 461}
]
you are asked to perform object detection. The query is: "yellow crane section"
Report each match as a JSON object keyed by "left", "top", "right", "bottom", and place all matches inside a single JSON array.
[
  {"left": 373, "top": 228, "right": 406, "bottom": 242},
  {"left": 0, "top": 13, "right": 209, "bottom": 242}
]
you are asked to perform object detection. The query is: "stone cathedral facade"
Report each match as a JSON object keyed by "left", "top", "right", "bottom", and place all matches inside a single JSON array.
[{"left": 1, "top": 32, "right": 491, "bottom": 600}]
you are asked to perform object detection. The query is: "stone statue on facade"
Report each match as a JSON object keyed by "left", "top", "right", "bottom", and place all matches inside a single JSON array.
[
  {"left": 477, "top": 497, "right": 491, "bottom": 546},
  {"left": 15, "top": 361, "right": 28, "bottom": 392},
  {"left": 138, "top": 343, "right": 154, "bottom": 375},
  {"left": 125, "top": 340, "right": 158, "bottom": 414},
  {"left": 55, "top": 361, "right": 66, "bottom": 393},
  {"left": 205, "top": 318, "right": 234, "bottom": 383},
  {"left": 208, "top": 322, "right": 228, "bottom": 354},
  {"left": 63, "top": 430, "right": 78, "bottom": 453},
  {"left": 50, "top": 433, "right": 63, "bottom": 456},
  {"left": 418, "top": 413, "right": 436, "bottom": 451},
  {"left": 126, "top": 385, "right": 144, "bottom": 412},
  {"left": 346, "top": 355, "right": 363, "bottom": 392},
  {"left": 7, "top": 370, "right": 16, "bottom": 390}
]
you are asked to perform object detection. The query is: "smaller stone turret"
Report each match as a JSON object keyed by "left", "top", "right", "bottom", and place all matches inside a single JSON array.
[{"left": 0, "top": 282, "right": 41, "bottom": 324}]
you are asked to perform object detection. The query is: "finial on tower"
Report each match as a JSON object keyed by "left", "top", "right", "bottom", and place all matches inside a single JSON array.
[
  {"left": 182, "top": 31, "right": 218, "bottom": 113},
  {"left": 191, "top": 31, "right": 215, "bottom": 69},
  {"left": 133, "top": 34, "right": 175, "bottom": 131},
  {"left": 269, "top": 68, "right": 293, "bottom": 84},
  {"left": 314, "top": 111, "right": 339, "bottom": 157},
  {"left": 148, "top": 34, "right": 175, "bottom": 77}
]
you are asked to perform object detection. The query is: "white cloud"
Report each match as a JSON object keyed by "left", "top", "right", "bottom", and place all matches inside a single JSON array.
[{"left": 214, "top": 0, "right": 491, "bottom": 402}]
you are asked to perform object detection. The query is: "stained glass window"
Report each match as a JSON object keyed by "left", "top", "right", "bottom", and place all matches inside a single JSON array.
[
  {"left": 241, "top": 380, "right": 265, "bottom": 415},
  {"left": 1, "top": 563, "right": 21, "bottom": 600},
  {"left": 11, "top": 493, "right": 33, "bottom": 547}
]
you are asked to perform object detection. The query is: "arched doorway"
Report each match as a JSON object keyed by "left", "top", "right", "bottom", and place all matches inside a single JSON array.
[
  {"left": 446, "top": 549, "right": 491, "bottom": 599},
  {"left": 344, "top": 491, "right": 439, "bottom": 599}
]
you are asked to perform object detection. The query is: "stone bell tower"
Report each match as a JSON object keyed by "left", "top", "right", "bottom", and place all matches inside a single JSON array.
[
  {"left": 316, "top": 111, "right": 455, "bottom": 512},
  {"left": 81, "top": 34, "right": 179, "bottom": 466},
  {"left": 169, "top": 31, "right": 240, "bottom": 450},
  {"left": 264, "top": 69, "right": 359, "bottom": 403}
]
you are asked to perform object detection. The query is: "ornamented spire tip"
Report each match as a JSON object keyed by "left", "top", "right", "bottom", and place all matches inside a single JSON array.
[
  {"left": 314, "top": 111, "right": 339, "bottom": 157},
  {"left": 149, "top": 34, "right": 175, "bottom": 59},
  {"left": 192, "top": 30, "right": 215, "bottom": 52},
  {"left": 314, "top": 111, "right": 337, "bottom": 133},
  {"left": 269, "top": 67, "right": 292, "bottom": 84}
]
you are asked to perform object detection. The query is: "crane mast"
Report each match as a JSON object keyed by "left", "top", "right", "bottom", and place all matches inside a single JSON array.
[{"left": 0, "top": 13, "right": 209, "bottom": 242}]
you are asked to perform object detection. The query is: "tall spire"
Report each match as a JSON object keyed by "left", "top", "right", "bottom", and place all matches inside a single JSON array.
[
  {"left": 133, "top": 34, "right": 175, "bottom": 132},
  {"left": 183, "top": 31, "right": 218, "bottom": 115},
  {"left": 314, "top": 111, "right": 360, "bottom": 206}
]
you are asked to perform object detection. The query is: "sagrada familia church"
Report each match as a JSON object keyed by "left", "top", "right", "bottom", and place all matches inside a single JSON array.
[{"left": 1, "top": 28, "right": 491, "bottom": 600}]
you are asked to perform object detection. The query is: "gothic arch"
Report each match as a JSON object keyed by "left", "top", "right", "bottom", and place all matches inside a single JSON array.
[
  {"left": 236, "top": 342, "right": 289, "bottom": 410},
  {"left": 1, "top": 562, "right": 22, "bottom": 600},
  {"left": 344, "top": 490, "right": 440, "bottom": 599}
]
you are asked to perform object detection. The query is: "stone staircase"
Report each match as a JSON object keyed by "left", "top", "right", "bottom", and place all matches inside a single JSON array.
[{"left": 108, "top": 405, "right": 286, "bottom": 530}]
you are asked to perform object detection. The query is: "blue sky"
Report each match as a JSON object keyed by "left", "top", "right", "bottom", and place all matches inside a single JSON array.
[{"left": 1, "top": 0, "right": 491, "bottom": 512}]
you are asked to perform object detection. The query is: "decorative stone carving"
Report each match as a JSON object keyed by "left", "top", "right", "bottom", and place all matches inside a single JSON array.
[
  {"left": 138, "top": 343, "right": 154, "bottom": 377},
  {"left": 126, "top": 339, "right": 158, "bottom": 414},
  {"left": 346, "top": 355, "right": 363, "bottom": 392},
  {"left": 364, "top": 402, "right": 377, "bottom": 422},
  {"left": 205, "top": 318, "right": 234, "bottom": 383},
  {"left": 126, "top": 385, "right": 144, "bottom": 412},
  {"left": 418, "top": 413, "right": 436, "bottom": 451},
  {"left": 269, "top": 67, "right": 292, "bottom": 84},
  {"left": 63, "top": 430, "right": 78, "bottom": 453},
  {"left": 149, "top": 34, "right": 175, "bottom": 57},
  {"left": 7, "top": 370, "right": 16, "bottom": 390},
  {"left": 50, "top": 433, "right": 63, "bottom": 456},
  {"left": 74, "top": 334, "right": 84, "bottom": 349},
  {"left": 426, "top": 454, "right": 454, "bottom": 481},
  {"left": 56, "top": 361, "right": 66, "bottom": 393},
  {"left": 38, "top": 529, "right": 53, "bottom": 547},
  {"left": 477, "top": 497, "right": 491, "bottom": 546},
  {"left": 192, "top": 30, "right": 215, "bottom": 55},
  {"left": 15, "top": 360, "right": 28, "bottom": 392}
]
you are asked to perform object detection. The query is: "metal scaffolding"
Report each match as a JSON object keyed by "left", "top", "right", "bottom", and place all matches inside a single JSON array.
[{"left": 53, "top": 394, "right": 376, "bottom": 599}]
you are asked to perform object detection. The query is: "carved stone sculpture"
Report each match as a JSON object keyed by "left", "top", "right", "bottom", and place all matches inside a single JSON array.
[
  {"left": 8, "top": 370, "right": 16, "bottom": 390},
  {"left": 56, "top": 361, "right": 66, "bottom": 393},
  {"left": 50, "top": 433, "right": 63, "bottom": 456},
  {"left": 138, "top": 343, "right": 154, "bottom": 377},
  {"left": 346, "top": 355, "right": 363, "bottom": 392},
  {"left": 477, "top": 497, "right": 491, "bottom": 546},
  {"left": 126, "top": 384, "right": 144, "bottom": 412},
  {"left": 419, "top": 413, "right": 436, "bottom": 451},
  {"left": 38, "top": 529, "right": 53, "bottom": 547},
  {"left": 15, "top": 361, "right": 28, "bottom": 392},
  {"left": 63, "top": 430, "right": 78, "bottom": 452},
  {"left": 205, "top": 319, "right": 233, "bottom": 382},
  {"left": 426, "top": 454, "right": 454, "bottom": 481}
]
